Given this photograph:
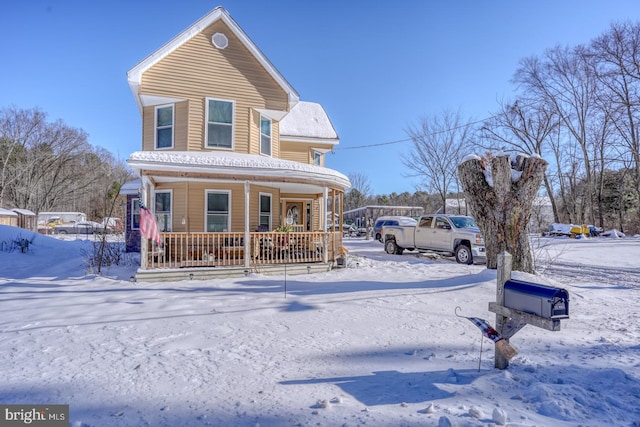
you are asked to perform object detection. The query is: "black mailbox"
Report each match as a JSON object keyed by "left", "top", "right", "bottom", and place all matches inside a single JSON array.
[{"left": 503, "top": 279, "right": 569, "bottom": 319}]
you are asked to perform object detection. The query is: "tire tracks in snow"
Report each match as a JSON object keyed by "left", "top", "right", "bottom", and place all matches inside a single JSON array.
[{"left": 537, "top": 261, "right": 640, "bottom": 290}]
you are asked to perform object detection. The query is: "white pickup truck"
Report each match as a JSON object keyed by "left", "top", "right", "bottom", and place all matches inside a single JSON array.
[{"left": 382, "top": 214, "right": 486, "bottom": 264}]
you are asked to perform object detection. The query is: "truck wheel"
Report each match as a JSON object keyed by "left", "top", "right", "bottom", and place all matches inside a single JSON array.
[
  {"left": 385, "top": 239, "right": 399, "bottom": 255},
  {"left": 375, "top": 233, "right": 382, "bottom": 242},
  {"left": 455, "top": 245, "right": 473, "bottom": 264}
]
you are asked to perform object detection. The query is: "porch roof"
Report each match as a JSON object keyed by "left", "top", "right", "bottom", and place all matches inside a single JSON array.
[{"left": 127, "top": 151, "right": 351, "bottom": 191}]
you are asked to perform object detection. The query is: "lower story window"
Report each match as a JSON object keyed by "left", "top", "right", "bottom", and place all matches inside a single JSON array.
[
  {"left": 206, "top": 191, "right": 230, "bottom": 232},
  {"left": 155, "top": 191, "right": 172, "bottom": 232},
  {"left": 259, "top": 193, "right": 271, "bottom": 229},
  {"left": 132, "top": 199, "right": 140, "bottom": 229}
]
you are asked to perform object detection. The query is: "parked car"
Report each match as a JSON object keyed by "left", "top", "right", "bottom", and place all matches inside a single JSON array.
[
  {"left": 52, "top": 221, "right": 101, "bottom": 235},
  {"left": 382, "top": 214, "right": 486, "bottom": 264},
  {"left": 344, "top": 224, "right": 367, "bottom": 237},
  {"left": 99, "top": 217, "right": 124, "bottom": 234},
  {"left": 373, "top": 216, "right": 418, "bottom": 242}
]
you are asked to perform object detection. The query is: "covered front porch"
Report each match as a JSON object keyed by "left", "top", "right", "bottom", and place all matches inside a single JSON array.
[
  {"left": 128, "top": 151, "right": 350, "bottom": 280},
  {"left": 134, "top": 230, "right": 342, "bottom": 281}
]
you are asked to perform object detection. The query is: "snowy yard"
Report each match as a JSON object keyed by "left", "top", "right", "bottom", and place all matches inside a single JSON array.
[{"left": 1, "top": 225, "right": 639, "bottom": 426}]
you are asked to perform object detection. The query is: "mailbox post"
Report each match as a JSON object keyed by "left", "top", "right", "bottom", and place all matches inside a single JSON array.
[{"left": 488, "top": 251, "right": 569, "bottom": 369}]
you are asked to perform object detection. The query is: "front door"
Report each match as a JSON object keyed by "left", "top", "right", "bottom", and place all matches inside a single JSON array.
[{"left": 285, "top": 201, "right": 304, "bottom": 230}]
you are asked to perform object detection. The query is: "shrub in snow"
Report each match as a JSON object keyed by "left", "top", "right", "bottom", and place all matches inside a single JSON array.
[{"left": 0, "top": 233, "right": 36, "bottom": 253}]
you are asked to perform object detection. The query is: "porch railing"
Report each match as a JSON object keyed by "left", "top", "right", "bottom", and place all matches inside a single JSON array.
[{"left": 146, "top": 231, "right": 340, "bottom": 269}]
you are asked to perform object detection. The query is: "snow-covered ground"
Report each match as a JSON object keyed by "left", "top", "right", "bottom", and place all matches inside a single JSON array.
[{"left": 1, "top": 225, "right": 639, "bottom": 426}]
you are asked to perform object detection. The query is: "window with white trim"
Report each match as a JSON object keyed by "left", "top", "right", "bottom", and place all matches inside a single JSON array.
[
  {"left": 131, "top": 198, "right": 140, "bottom": 230},
  {"left": 155, "top": 105, "right": 174, "bottom": 149},
  {"left": 260, "top": 115, "right": 271, "bottom": 156},
  {"left": 154, "top": 191, "right": 172, "bottom": 232},
  {"left": 206, "top": 191, "right": 230, "bottom": 232},
  {"left": 259, "top": 193, "right": 271, "bottom": 229},
  {"left": 206, "top": 99, "right": 234, "bottom": 149},
  {"left": 313, "top": 151, "right": 322, "bottom": 166}
]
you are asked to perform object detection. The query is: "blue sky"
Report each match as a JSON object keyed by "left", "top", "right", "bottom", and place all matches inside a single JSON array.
[{"left": 2, "top": 1, "right": 640, "bottom": 195}]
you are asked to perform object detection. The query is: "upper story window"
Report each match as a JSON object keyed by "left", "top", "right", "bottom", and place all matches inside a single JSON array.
[
  {"left": 206, "top": 98, "right": 234, "bottom": 149},
  {"left": 155, "top": 105, "right": 174, "bottom": 149},
  {"left": 260, "top": 115, "right": 272, "bottom": 156},
  {"left": 154, "top": 190, "right": 172, "bottom": 232},
  {"left": 313, "top": 151, "right": 322, "bottom": 166}
]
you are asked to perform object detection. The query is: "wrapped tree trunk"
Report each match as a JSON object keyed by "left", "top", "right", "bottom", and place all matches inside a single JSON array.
[{"left": 458, "top": 154, "right": 548, "bottom": 272}]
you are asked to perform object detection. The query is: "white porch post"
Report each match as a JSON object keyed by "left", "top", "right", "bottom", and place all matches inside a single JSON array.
[
  {"left": 322, "top": 187, "right": 328, "bottom": 263},
  {"left": 244, "top": 181, "right": 250, "bottom": 268}
]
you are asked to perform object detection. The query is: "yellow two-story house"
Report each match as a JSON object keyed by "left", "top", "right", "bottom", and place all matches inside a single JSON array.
[{"left": 126, "top": 6, "right": 351, "bottom": 281}]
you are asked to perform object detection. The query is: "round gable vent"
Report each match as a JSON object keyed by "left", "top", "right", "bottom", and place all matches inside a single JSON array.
[{"left": 212, "top": 32, "right": 229, "bottom": 49}]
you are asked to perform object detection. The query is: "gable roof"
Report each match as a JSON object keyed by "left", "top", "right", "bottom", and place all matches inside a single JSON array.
[
  {"left": 127, "top": 6, "right": 299, "bottom": 114},
  {"left": 279, "top": 101, "right": 339, "bottom": 145}
]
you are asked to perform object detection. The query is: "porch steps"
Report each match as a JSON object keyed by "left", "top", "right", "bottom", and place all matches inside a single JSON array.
[{"left": 134, "top": 262, "right": 333, "bottom": 282}]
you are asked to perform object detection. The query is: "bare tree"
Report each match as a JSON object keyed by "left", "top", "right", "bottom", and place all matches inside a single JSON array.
[
  {"left": 0, "top": 106, "right": 134, "bottom": 220},
  {"left": 344, "top": 172, "right": 372, "bottom": 211},
  {"left": 591, "top": 21, "right": 640, "bottom": 227},
  {"left": 403, "top": 109, "right": 471, "bottom": 213},
  {"left": 0, "top": 107, "right": 48, "bottom": 207},
  {"left": 515, "top": 45, "right": 599, "bottom": 225}
]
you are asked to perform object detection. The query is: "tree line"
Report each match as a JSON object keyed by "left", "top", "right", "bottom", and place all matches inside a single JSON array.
[
  {"left": 0, "top": 106, "right": 134, "bottom": 222},
  {"left": 346, "top": 21, "right": 640, "bottom": 234}
]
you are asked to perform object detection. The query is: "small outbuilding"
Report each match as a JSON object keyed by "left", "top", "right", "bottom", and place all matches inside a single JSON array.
[
  {"left": 0, "top": 208, "right": 19, "bottom": 227},
  {"left": 12, "top": 209, "right": 37, "bottom": 231}
]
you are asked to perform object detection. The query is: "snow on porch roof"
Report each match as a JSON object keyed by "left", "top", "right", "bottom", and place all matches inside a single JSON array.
[{"left": 127, "top": 151, "right": 351, "bottom": 190}]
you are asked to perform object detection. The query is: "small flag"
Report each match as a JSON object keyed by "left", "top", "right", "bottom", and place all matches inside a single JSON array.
[
  {"left": 139, "top": 201, "right": 162, "bottom": 246},
  {"left": 455, "top": 307, "right": 518, "bottom": 360}
]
